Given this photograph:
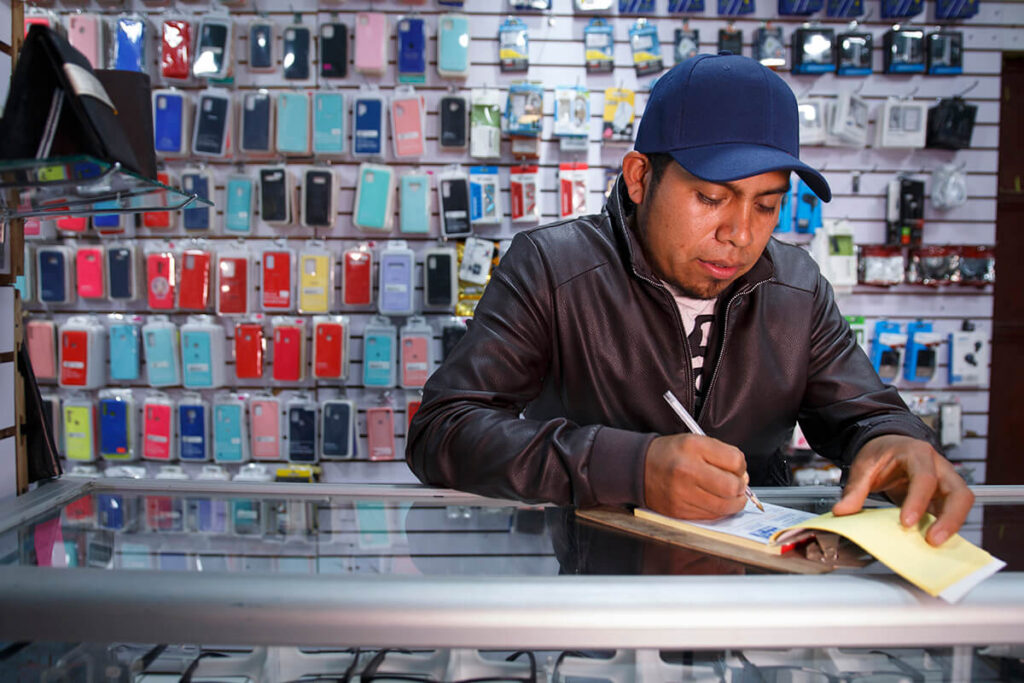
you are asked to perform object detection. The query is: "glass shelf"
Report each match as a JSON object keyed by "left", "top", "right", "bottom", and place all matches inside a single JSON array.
[{"left": 0, "top": 155, "right": 211, "bottom": 221}]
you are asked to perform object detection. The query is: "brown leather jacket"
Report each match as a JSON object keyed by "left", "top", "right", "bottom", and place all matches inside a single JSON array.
[{"left": 406, "top": 176, "right": 936, "bottom": 508}]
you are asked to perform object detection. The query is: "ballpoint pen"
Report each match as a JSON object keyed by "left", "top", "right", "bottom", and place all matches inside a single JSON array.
[{"left": 662, "top": 389, "right": 765, "bottom": 513}]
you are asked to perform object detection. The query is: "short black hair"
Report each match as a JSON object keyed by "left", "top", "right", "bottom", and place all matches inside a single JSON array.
[{"left": 646, "top": 152, "right": 677, "bottom": 196}]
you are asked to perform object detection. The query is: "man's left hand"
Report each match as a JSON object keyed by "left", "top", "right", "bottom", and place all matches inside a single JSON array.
[{"left": 832, "top": 434, "right": 974, "bottom": 546}]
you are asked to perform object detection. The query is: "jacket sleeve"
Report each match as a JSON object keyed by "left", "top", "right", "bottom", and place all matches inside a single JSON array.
[
  {"left": 797, "top": 274, "right": 940, "bottom": 468},
  {"left": 405, "top": 231, "right": 654, "bottom": 507}
]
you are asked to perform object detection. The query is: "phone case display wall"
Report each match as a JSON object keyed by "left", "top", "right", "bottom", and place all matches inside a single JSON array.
[{"left": 18, "top": 0, "right": 1014, "bottom": 487}]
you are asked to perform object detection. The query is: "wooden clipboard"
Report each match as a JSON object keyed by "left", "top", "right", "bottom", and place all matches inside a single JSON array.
[{"left": 575, "top": 507, "right": 838, "bottom": 575}]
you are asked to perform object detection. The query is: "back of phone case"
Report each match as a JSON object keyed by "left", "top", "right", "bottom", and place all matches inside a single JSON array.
[
  {"left": 321, "top": 401, "right": 353, "bottom": 459},
  {"left": 397, "top": 18, "right": 427, "bottom": 76},
  {"left": 425, "top": 250, "right": 455, "bottom": 307},
  {"left": 277, "top": 93, "right": 310, "bottom": 154},
  {"left": 439, "top": 95, "right": 468, "bottom": 149},
  {"left": 182, "top": 173, "right": 212, "bottom": 231},
  {"left": 38, "top": 249, "right": 67, "bottom": 303},
  {"left": 225, "top": 177, "right": 254, "bottom": 233},
  {"left": 234, "top": 323, "right": 264, "bottom": 379},
  {"left": 218, "top": 256, "right": 249, "bottom": 314},
  {"left": 391, "top": 96, "right": 425, "bottom": 157},
  {"left": 356, "top": 166, "right": 392, "bottom": 230},
  {"left": 154, "top": 93, "right": 186, "bottom": 154},
  {"left": 145, "top": 327, "right": 180, "bottom": 387},
  {"left": 282, "top": 26, "right": 311, "bottom": 80},
  {"left": 179, "top": 403, "right": 209, "bottom": 461},
  {"left": 146, "top": 253, "right": 176, "bottom": 309},
  {"left": 26, "top": 320, "right": 57, "bottom": 380},
  {"left": 402, "top": 335, "right": 430, "bottom": 387},
  {"left": 366, "top": 406, "right": 395, "bottom": 460},
  {"left": 303, "top": 171, "right": 333, "bottom": 227},
  {"left": 379, "top": 252, "right": 413, "bottom": 315},
  {"left": 194, "top": 94, "right": 230, "bottom": 156},
  {"left": 69, "top": 14, "right": 103, "bottom": 69},
  {"left": 249, "top": 21, "right": 274, "bottom": 70},
  {"left": 400, "top": 174, "right": 430, "bottom": 234},
  {"left": 262, "top": 251, "right": 293, "bottom": 310},
  {"left": 60, "top": 329, "right": 90, "bottom": 387},
  {"left": 354, "top": 13, "right": 386, "bottom": 74},
  {"left": 272, "top": 327, "right": 303, "bottom": 382},
  {"left": 214, "top": 403, "right": 245, "bottom": 462},
  {"left": 353, "top": 97, "right": 384, "bottom": 156},
  {"left": 195, "top": 20, "right": 229, "bottom": 78},
  {"left": 288, "top": 405, "right": 317, "bottom": 463},
  {"left": 99, "top": 399, "right": 130, "bottom": 459},
  {"left": 299, "top": 253, "right": 331, "bottom": 313},
  {"left": 363, "top": 331, "right": 393, "bottom": 387},
  {"left": 107, "top": 247, "right": 135, "bottom": 300},
  {"left": 320, "top": 23, "right": 348, "bottom": 78},
  {"left": 242, "top": 92, "right": 273, "bottom": 153},
  {"left": 314, "top": 321, "right": 343, "bottom": 378},
  {"left": 250, "top": 399, "right": 281, "bottom": 460},
  {"left": 108, "top": 323, "right": 141, "bottom": 381},
  {"left": 182, "top": 330, "right": 214, "bottom": 388},
  {"left": 161, "top": 19, "right": 192, "bottom": 79},
  {"left": 178, "top": 250, "right": 211, "bottom": 310},
  {"left": 259, "top": 168, "right": 290, "bottom": 224},
  {"left": 143, "top": 403, "right": 173, "bottom": 460},
  {"left": 343, "top": 250, "right": 373, "bottom": 306},
  {"left": 313, "top": 93, "right": 345, "bottom": 155},
  {"left": 115, "top": 17, "right": 147, "bottom": 72},
  {"left": 64, "top": 405, "right": 95, "bottom": 461},
  {"left": 438, "top": 15, "right": 469, "bottom": 75}
]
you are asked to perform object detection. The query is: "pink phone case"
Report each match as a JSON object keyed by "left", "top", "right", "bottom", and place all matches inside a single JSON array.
[
  {"left": 401, "top": 336, "right": 429, "bottom": 387},
  {"left": 354, "top": 13, "right": 386, "bottom": 73},
  {"left": 76, "top": 247, "right": 105, "bottom": 299},
  {"left": 250, "top": 399, "right": 281, "bottom": 460},
  {"left": 143, "top": 404, "right": 173, "bottom": 461},
  {"left": 366, "top": 406, "right": 395, "bottom": 461},
  {"left": 26, "top": 320, "right": 57, "bottom": 380},
  {"left": 392, "top": 95, "right": 425, "bottom": 157},
  {"left": 68, "top": 14, "right": 103, "bottom": 69}
]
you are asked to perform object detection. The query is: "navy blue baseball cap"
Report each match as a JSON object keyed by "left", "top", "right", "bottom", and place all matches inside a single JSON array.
[{"left": 635, "top": 52, "right": 831, "bottom": 202}]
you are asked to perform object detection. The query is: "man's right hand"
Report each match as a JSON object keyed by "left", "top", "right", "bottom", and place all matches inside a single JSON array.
[{"left": 643, "top": 434, "right": 749, "bottom": 520}]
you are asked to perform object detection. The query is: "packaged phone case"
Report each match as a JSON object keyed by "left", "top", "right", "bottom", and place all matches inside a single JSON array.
[
  {"left": 76, "top": 245, "right": 106, "bottom": 299},
  {"left": 354, "top": 12, "right": 388, "bottom": 76},
  {"left": 352, "top": 91, "right": 387, "bottom": 158},
  {"left": 36, "top": 246, "right": 74, "bottom": 305},
  {"left": 313, "top": 92, "right": 346, "bottom": 156},
  {"left": 400, "top": 317, "right": 433, "bottom": 388},
  {"left": 178, "top": 246, "right": 211, "bottom": 311},
  {"left": 437, "top": 168, "right": 472, "bottom": 238},
  {"left": 259, "top": 167, "right": 293, "bottom": 226},
  {"left": 181, "top": 316, "right": 227, "bottom": 389},
  {"left": 399, "top": 171, "right": 431, "bottom": 234},
  {"left": 366, "top": 405, "right": 396, "bottom": 460},
  {"left": 142, "top": 172, "right": 176, "bottom": 229},
  {"left": 63, "top": 396, "right": 97, "bottom": 462},
  {"left": 397, "top": 16, "right": 427, "bottom": 83},
  {"left": 91, "top": 199, "right": 126, "bottom": 236},
  {"left": 217, "top": 250, "right": 251, "bottom": 315},
  {"left": 108, "top": 316, "right": 141, "bottom": 382},
  {"left": 353, "top": 164, "right": 396, "bottom": 232},
  {"left": 439, "top": 94, "right": 469, "bottom": 151},
  {"left": 248, "top": 19, "right": 274, "bottom": 72},
  {"left": 145, "top": 245, "right": 176, "bottom": 309},
  {"left": 213, "top": 394, "right": 250, "bottom": 463},
  {"left": 378, "top": 240, "right": 415, "bottom": 317},
  {"left": 423, "top": 247, "right": 457, "bottom": 309},
  {"left": 225, "top": 176, "right": 255, "bottom": 234},
  {"left": 114, "top": 14, "right": 148, "bottom": 73},
  {"left": 272, "top": 317, "right": 306, "bottom": 383},
  {"left": 152, "top": 90, "right": 191, "bottom": 158},
  {"left": 320, "top": 22, "right": 348, "bottom": 79},
  {"left": 98, "top": 389, "right": 135, "bottom": 461},
  {"left": 250, "top": 395, "right": 282, "bottom": 460},
  {"left": 181, "top": 169, "right": 214, "bottom": 231},
  {"left": 261, "top": 245, "right": 295, "bottom": 312},
  {"left": 142, "top": 317, "right": 181, "bottom": 387},
  {"left": 301, "top": 169, "right": 335, "bottom": 229},
  {"left": 59, "top": 316, "right": 107, "bottom": 390},
  {"left": 313, "top": 315, "right": 349, "bottom": 380},
  {"left": 234, "top": 321, "right": 265, "bottom": 379},
  {"left": 281, "top": 23, "right": 311, "bottom": 80},
  {"left": 320, "top": 399, "right": 356, "bottom": 459},
  {"left": 142, "top": 394, "right": 176, "bottom": 461},
  {"left": 160, "top": 16, "right": 192, "bottom": 80},
  {"left": 299, "top": 244, "right": 334, "bottom": 313},
  {"left": 342, "top": 245, "right": 374, "bottom": 307},
  {"left": 193, "top": 88, "right": 233, "bottom": 158},
  {"left": 391, "top": 86, "right": 426, "bottom": 158},
  {"left": 287, "top": 398, "right": 318, "bottom": 463},
  {"left": 362, "top": 317, "right": 397, "bottom": 388},
  {"left": 240, "top": 90, "right": 275, "bottom": 157},
  {"left": 437, "top": 13, "right": 470, "bottom": 79},
  {"left": 26, "top": 319, "right": 58, "bottom": 381},
  {"left": 68, "top": 13, "right": 105, "bottom": 70},
  {"left": 193, "top": 14, "right": 233, "bottom": 80}
]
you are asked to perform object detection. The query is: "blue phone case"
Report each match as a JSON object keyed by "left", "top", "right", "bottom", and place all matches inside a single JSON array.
[
  {"left": 249, "top": 21, "right": 274, "bottom": 69},
  {"left": 313, "top": 93, "right": 346, "bottom": 155},
  {"left": 242, "top": 92, "right": 273, "bottom": 153},
  {"left": 438, "top": 16, "right": 469, "bottom": 75},
  {"left": 153, "top": 93, "right": 185, "bottom": 154},
  {"left": 225, "top": 177, "right": 254, "bottom": 233},
  {"left": 107, "top": 248, "right": 135, "bottom": 300},
  {"left": 99, "top": 399, "right": 130, "bottom": 458},
  {"left": 400, "top": 174, "right": 430, "bottom": 234},
  {"left": 182, "top": 330, "right": 214, "bottom": 388},
  {"left": 277, "top": 93, "right": 310, "bottom": 154},
  {"left": 397, "top": 18, "right": 427, "bottom": 79},
  {"left": 232, "top": 499, "right": 262, "bottom": 534},
  {"left": 321, "top": 402, "right": 352, "bottom": 458},
  {"left": 379, "top": 253, "right": 413, "bottom": 315},
  {"left": 93, "top": 199, "right": 121, "bottom": 229},
  {"left": 145, "top": 327, "right": 180, "bottom": 387},
  {"left": 214, "top": 404, "right": 245, "bottom": 462},
  {"left": 179, "top": 402, "right": 208, "bottom": 461},
  {"left": 109, "top": 323, "right": 141, "bottom": 381},
  {"left": 288, "top": 406, "right": 317, "bottom": 463},
  {"left": 282, "top": 26, "right": 311, "bottom": 80},
  {"left": 355, "top": 166, "right": 392, "bottom": 230},
  {"left": 98, "top": 493, "right": 126, "bottom": 530},
  {"left": 182, "top": 173, "right": 211, "bottom": 231},
  {"left": 115, "top": 17, "right": 147, "bottom": 72},
  {"left": 37, "top": 249, "right": 66, "bottom": 302},
  {"left": 353, "top": 97, "right": 384, "bottom": 156},
  {"left": 362, "top": 330, "right": 394, "bottom": 387}
]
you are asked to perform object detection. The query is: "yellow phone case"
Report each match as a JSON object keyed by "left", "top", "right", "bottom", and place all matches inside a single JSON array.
[
  {"left": 299, "top": 253, "right": 331, "bottom": 313},
  {"left": 64, "top": 405, "right": 95, "bottom": 462}
]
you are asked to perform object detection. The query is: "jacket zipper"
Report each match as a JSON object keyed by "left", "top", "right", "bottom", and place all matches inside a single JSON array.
[{"left": 697, "top": 279, "right": 772, "bottom": 425}]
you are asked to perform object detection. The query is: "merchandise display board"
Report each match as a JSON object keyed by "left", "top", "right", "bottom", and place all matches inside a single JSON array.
[{"left": 12, "top": 0, "right": 1023, "bottom": 486}]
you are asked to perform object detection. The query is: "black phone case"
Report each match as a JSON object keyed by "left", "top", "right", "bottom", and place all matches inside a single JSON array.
[
  {"left": 199, "top": 24, "right": 229, "bottom": 74},
  {"left": 718, "top": 29, "right": 743, "bottom": 55},
  {"left": 194, "top": 96, "right": 228, "bottom": 154},
  {"left": 242, "top": 94, "right": 272, "bottom": 152},
  {"left": 260, "top": 170, "right": 289, "bottom": 223},
  {"left": 249, "top": 23, "right": 273, "bottom": 70},
  {"left": 304, "top": 170, "right": 332, "bottom": 226},
  {"left": 440, "top": 179, "right": 471, "bottom": 237},
  {"left": 425, "top": 253, "right": 453, "bottom": 306},
  {"left": 439, "top": 96, "right": 467, "bottom": 148},
  {"left": 320, "top": 23, "right": 348, "bottom": 79},
  {"left": 288, "top": 407, "right": 317, "bottom": 462},
  {"left": 441, "top": 324, "right": 467, "bottom": 360},
  {"left": 322, "top": 403, "right": 351, "bottom": 457},
  {"left": 107, "top": 248, "right": 134, "bottom": 299},
  {"left": 283, "top": 27, "right": 311, "bottom": 80}
]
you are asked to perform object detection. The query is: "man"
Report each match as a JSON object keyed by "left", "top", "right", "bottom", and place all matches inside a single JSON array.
[{"left": 407, "top": 53, "right": 973, "bottom": 546}]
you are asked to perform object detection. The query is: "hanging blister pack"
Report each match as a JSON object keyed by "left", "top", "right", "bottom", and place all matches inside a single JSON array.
[
  {"left": 948, "top": 322, "right": 989, "bottom": 387},
  {"left": 554, "top": 86, "right": 590, "bottom": 153},
  {"left": 931, "top": 163, "right": 968, "bottom": 211},
  {"left": 142, "top": 316, "right": 181, "bottom": 387},
  {"left": 391, "top": 86, "right": 427, "bottom": 158},
  {"left": 366, "top": 404, "right": 396, "bottom": 461},
  {"left": 153, "top": 90, "right": 192, "bottom": 158},
  {"left": 114, "top": 14, "right": 148, "bottom": 73},
  {"left": 907, "top": 246, "right": 959, "bottom": 286},
  {"left": 59, "top": 316, "right": 107, "bottom": 390},
  {"left": 927, "top": 31, "right": 963, "bottom": 75},
  {"left": 505, "top": 83, "right": 544, "bottom": 139},
  {"left": 217, "top": 250, "right": 251, "bottom": 315},
  {"left": 354, "top": 163, "right": 396, "bottom": 232},
  {"left": 320, "top": 22, "right": 348, "bottom": 79},
  {"left": 182, "top": 168, "right": 214, "bottom": 230},
  {"left": 63, "top": 396, "right": 96, "bottom": 463},
  {"left": 630, "top": 19, "right": 663, "bottom": 77},
  {"left": 159, "top": 15, "right": 191, "bottom": 81},
  {"left": 459, "top": 236, "right": 495, "bottom": 285},
  {"left": 99, "top": 390, "right": 135, "bottom": 461},
  {"left": 272, "top": 317, "right": 306, "bottom": 382},
  {"left": 828, "top": 91, "right": 870, "bottom": 147},
  {"left": 355, "top": 12, "right": 388, "bottom": 76},
  {"left": 584, "top": 19, "right": 615, "bottom": 74},
  {"left": 438, "top": 13, "right": 471, "bottom": 79},
  {"left": 181, "top": 316, "right": 227, "bottom": 389},
  {"left": 76, "top": 245, "right": 106, "bottom": 299},
  {"left": 313, "top": 315, "right": 349, "bottom": 380},
  {"left": 298, "top": 244, "right": 334, "bottom": 314},
  {"left": 810, "top": 219, "right": 857, "bottom": 291},
  {"left": 439, "top": 94, "right": 469, "bottom": 151},
  {"left": 717, "top": 0, "right": 756, "bottom": 15},
  {"left": 871, "top": 321, "right": 907, "bottom": 383},
  {"left": 469, "top": 166, "right": 501, "bottom": 226},
  {"left": 352, "top": 90, "right": 387, "bottom": 158},
  {"left": 397, "top": 16, "right": 428, "bottom": 83},
  {"left": 234, "top": 321, "right": 264, "bottom": 379},
  {"left": 313, "top": 92, "right": 346, "bottom": 156},
  {"left": 213, "top": 394, "right": 250, "bottom": 464},
  {"left": 193, "top": 89, "right": 233, "bottom": 159},
  {"left": 881, "top": 0, "right": 924, "bottom": 19},
  {"left": 178, "top": 245, "right": 212, "bottom": 311},
  {"left": 794, "top": 179, "right": 823, "bottom": 234},
  {"left": 886, "top": 176, "right": 925, "bottom": 246},
  {"left": 142, "top": 394, "right": 175, "bottom": 461},
  {"left": 400, "top": 171, "right": 432, "bottom": 234},
  {"left": 379, "top": 241, "right": 416, "bottom": 317},
  {"left": 248, "top": 19, "right": 275, "bottom": 73},
  {"left": 935, "top": 0, "right": 979, "bottom": 20},
  {"left": 510, "top": 166, "right": 540, "bottom": 224},
  {"left": 499, "top": 17, "right": 529, "bottom": 73},
  {"left": 249, "top": 395, "right": 281, "bottom": 461},
  {"left": 276, "top": 91, "right": 311, "bottom": 156},
  {"left": 342, "top": 245, "right": 374, "bottom": 307},
  {"left": 302, "top": 168, "right": 335, "bottom": 229},
  {"left": 858, "top": 245, "right": 905, "bottom": 286},
  {"left": 792, "top": 27, "right": 835, "bottom": 74},
  {"left": 282, "top": 22, "right": 311, "bottom": 80},
  {"left": 669, "top": 0, "right": 706, "bottom": 10},
  {"left": 287, "top": 397, "right": 319, "bottom": 464},
  {"left": 261, "top": 243, "right": 295, "bottom": 312},
  {"left": 798, "top": 98, "right": 828, "bottom": 146},
  {"left": 753, "top": 25, "right": 785, "bottom": 68},
  {"left": 559, "top": 163, "right": 590, "bottom": 219},
  {"left": 321, "top": 399, "right": 356, "bottom": 460},
  {"left": 827, "top": 0, "right": 864, "bottom": 17},
  {"left": 718, "top": 26, "right": 743, "bottom": 53},
  {"left": 423, "top": 247, "right": 458, "bottom": 309},
  {"left": 401, "top": 317, "right": 434, "bottom": 389},
  {"left": 904, "top": 321, "right": 943, "bottom": 382},
  {"left": 674, "top": 27, "right": 700, "bottom": 64},
  {"left": 108, "top": 316, "right": 141, "bottom": 381},
  {"left": 193, "top": 13, "right": 232, "bottom": 79},
  {"left": 363, "top": 317, "right": 398, "bottom": 388},
  {"left": 68, "top": 13, "right": 106, "bottom": 71},
  {"left": 926, "top": 97, "right": 976, "bottom": 150},
  {"left": 602, "top": 88, "right": 635, "bottom": 143},
  {"left": 178, "top": 395, "right": 210, "bottom": 462},
  {"left": 240, "top": 90, "right": 275, "bottom": 157},
  {"left": 779, "top": 0, "right": 824, "bottom": 15},
  {"left": 884, "top": 27, "right": 926, "bottom": 74},
  {"left": 470, "top": 89, "right": 503, "bottom": 159},
  {"left": 619, "top": 0, "right": 656, "bottom": 11},
  {"left": 225, "top": 175, "right": 254, "bottom": 234},
  {"left": 878, "top": 99, "right": 928, "bottom": 148},
  {"left": 260, "top": 166, "right": 293, "bottom": 226},
  {"left": 438, "top": 168, "right": 473, "bottom": 238},
  {"left": 837, "top": 31, "right": 872, "bottom": 76}
]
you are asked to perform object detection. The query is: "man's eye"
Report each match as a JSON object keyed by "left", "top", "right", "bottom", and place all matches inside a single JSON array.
[
  {"left": 698, "top": 193, "right": 722, "bottom": 206},
  {"left": 757, "top": 203, "right": 779, "bottom": 214}
]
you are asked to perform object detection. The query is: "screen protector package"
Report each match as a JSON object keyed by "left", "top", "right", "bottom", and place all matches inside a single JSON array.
[
  {"left": 499, "top": 18, "right": 529, "bottom": 73},
  {"left": 602, "top": 88, "right": 635, "bottom": 144},
  {"left": 629, "top": 19, "right": 663, "bottom": 77},
  {"left": 469, "top": 166, "right": 501, "bottom": 226},
  {"left": 792, "top": 28, "right": 835, "bottom": 74},
  {"left": 584, "top": 19, "right": 614, "bottom": 74},
  {"left": 837, "top": 32, "right": 872, "bottom": 75},
  {"left": 470, "top": 89, "right": 503, "bottom": 159}
]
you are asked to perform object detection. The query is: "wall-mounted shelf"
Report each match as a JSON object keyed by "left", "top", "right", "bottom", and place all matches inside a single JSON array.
[{"left": 0, "top": 155, "right": 209, "bottom": 221}]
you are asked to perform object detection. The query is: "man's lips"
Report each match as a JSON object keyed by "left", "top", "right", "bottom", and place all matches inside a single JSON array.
[{"left": 698, "top": 259, "right": 741, "bottom": 279}]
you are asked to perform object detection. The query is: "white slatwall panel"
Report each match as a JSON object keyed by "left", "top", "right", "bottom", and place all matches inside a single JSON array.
[{"left": 23, "top": 0, "right": 1023, "bottom": 486}]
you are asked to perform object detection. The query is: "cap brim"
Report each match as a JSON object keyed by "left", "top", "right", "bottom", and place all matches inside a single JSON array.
[{"left": 669, "top": 143, "right": 832, "bottom": 202}]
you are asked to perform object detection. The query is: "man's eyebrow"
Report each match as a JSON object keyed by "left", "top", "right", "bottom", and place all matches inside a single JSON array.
[{"left": 718, "top": 180, "right": 791, "bottom": 197}]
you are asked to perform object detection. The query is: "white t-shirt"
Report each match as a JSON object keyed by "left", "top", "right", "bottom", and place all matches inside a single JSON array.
[{"left": 664, "top": 282, "right": 717, "bottom": 394}]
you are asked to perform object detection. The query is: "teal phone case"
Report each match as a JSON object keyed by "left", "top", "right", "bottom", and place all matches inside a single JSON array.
[
  {"left": 145, "top": 328, "right": 179, "bottom": 387},
  {"left": 214, "top": 403, "right": 245, "bottom": 462},
  {"left": 276, "top": 93, "right": 310, "bottom": 154},
  {"left": 313, "top": 92, "right": 346, "bottom": 155},
  {"left": 182, "top": 330, "right": 214, "bottom": 388},
  {"left": 439, "top": 16, "right": 469, "bottom": 74},
  {"left": 109, "top": 323, "right": 140, "bottom": 381},
  {"left": 225, "top": 177, "right": 253, "bottom": 234},
  {"left": 356, "top": 166, "right": 393, "bottom": 230},
  {"left": 362, "top": 330, "right": 394, "bottom": 387},
  {"left": 399, "top": 174, "right": 430, "bottom": 234}
]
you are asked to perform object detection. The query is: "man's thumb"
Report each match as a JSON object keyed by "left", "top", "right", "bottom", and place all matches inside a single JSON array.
[{"left": 832, "top": 473, "right": 871, "bottom": 517}]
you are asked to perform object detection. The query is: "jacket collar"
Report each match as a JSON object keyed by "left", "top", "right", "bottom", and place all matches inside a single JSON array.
[{"left": 603, "top": 173, "right": 776, "bottom": 296}]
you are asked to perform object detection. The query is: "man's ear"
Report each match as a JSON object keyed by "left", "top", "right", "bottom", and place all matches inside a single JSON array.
[{"left": 622, "top": 151, "right": 652, "bottom": 206}]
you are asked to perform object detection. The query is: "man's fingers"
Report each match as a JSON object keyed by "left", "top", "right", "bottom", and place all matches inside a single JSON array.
[
  {"left": 832, "top": 463, "right": 873, "bottom": 516},
  {"left": 925, "top": 478, "right": 975, "bottom": 546},
  {"left": 700, "top": 440, "right": 747, "bottom": 475},
  {"left": 898, "top": 464, "right": 938, "bottom": 528}
]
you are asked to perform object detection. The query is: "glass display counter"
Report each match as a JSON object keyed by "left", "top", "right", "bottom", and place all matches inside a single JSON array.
[{"left": 0, "top": 478, "right": 1022, "bottom": 681}]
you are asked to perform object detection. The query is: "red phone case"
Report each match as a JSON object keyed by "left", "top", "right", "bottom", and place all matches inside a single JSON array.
[
  {"left": 178, "top": 249, "right": 211, "bottom": 310},
  {"left": 56, "top": 216, "right": 88, "bottom": 233},
  {"left": 60, "top": 329, "right": 90, "bottom": 387},
  {"left": 63, "top": 494, "right": 95, "bottom": 523},
  {"left": 75, "top": 248, "right": 105, "bottom": 299},
  {"left": 272, "top": 325, "right": 303, "bottom": 382},
  {"left": 143, "top": 403, "right": 173, "bottom": 460},
  {"left": 26, "top": 320, "right": 57, "bottom": 380},
  {"left": 218, "top": 257, "right": 249, "bottom": 314},
  {"left": 161, "top": 19, "right": 192, "bottom": 80},
  {"left": 142, "top": 172, "right": 173, "bottom": 228},
  {"left": 146, "top": 253, "right": 177, "bottom": 310},
  {"left": 343, "top": 250, "right": 373, "bottom": 306},
  {"left": 401, "top": 336, "right": 429, "bottom": 388},
  {"left": 366, "top": 406, "right": 395, "bottom": 461},
  {"left": 262, "top": 251, "right": 293, "bottom": 310},
  {"left": 314, "top": 321, "right": 344, "bottom": 379},
  {"left": 406, "top": 400, "right": 421, "bottom": 429},
  {"left": 234, "top": 323, "right": 265, "bottom": 379},
  {"left": 146, "top": 496, "right": 176, "bottom": 531}
]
